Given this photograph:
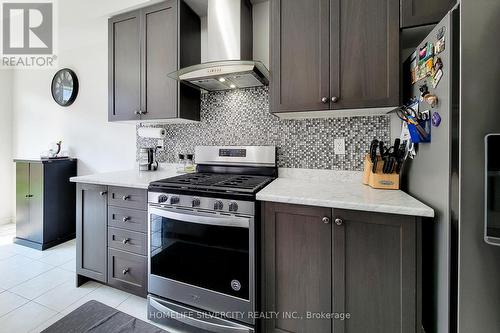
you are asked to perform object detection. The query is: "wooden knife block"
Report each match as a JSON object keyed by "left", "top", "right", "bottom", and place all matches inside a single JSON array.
[{"left": 362, "top": 155, "right": 400, "bottom": 190}]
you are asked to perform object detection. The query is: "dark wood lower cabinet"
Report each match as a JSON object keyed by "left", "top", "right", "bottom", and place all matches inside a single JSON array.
[
  {"left": 76, "top": 183, "right": 108, "bottom": 283},
  {"left": 263, "top": 203, "right": 333, "bottom": 333},
  {"left": 332, "top": 209, "right": 421, "bottom": 333},
  {"left": 76, "top": 183, "right": 148, "bottom": 297},
  {"left": 262, "top": 202, "right": 422, "bottom": 333}
]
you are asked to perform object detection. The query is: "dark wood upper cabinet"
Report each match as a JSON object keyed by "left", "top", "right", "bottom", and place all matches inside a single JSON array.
[
  {"left": 109, "top": 0, "right": 200, "bottom": 122},
  {"left": 108, "top": 11, "right": 141, "bottom": 121},
  {"left": 331, "top": 0, "right": 399, "bottom": 109},
  {"left": 270, "top": 0, "right": 399, "bottom": 114},
  {"left": 401, "top": 0, "right": 456, "bottom": 28},
  {"left": 263, "top": 202, "right": 332, "bottom": 333},
  {"left": 141, "top": 2, "right": 177, "bottom": 120},
  {"left": 270, "top": 0, "right": 330, "bottom": 113}
]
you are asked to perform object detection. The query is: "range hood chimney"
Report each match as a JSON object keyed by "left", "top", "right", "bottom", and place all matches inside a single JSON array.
[{"left": 169, "top": 0, "right": 269, "bottom": 92}]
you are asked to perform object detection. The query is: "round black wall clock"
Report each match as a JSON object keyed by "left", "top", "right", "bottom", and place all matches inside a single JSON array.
[{"left": 51, "top": 68, "right": 79, "bottom": 107}]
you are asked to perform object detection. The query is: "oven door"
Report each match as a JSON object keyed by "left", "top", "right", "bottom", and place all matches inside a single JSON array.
[{"left": 148, "top": 205, "right": 255, "bottom": 323}]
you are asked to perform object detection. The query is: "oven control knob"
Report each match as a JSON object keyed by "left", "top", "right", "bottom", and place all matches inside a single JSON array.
[
  {"left": 192, "top": 198, "right": 201, "bottom": 207},
  {"left": 170, "top": 196, "right": 180, "bottom": 204},
  {"left": 229, "top": 201, "right": 239, "bottom": 212},
  {"left": 214, "top": 200, "right": 224, "bottom": 210},
  {"left": 158, "top": 195, "right": 168, "bottom": 203}
]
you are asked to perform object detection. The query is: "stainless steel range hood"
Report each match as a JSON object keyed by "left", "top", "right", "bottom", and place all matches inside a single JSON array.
[{"left": 169, "top": 0, "right": 270, "bottom": 92}]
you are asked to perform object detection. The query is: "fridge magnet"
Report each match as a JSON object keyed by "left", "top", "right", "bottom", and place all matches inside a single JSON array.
[
  {"left": 419, "top": 84, "right": 438, "bottom": 107},
  {"left": 420, "top": 109, "right": 431, "bottom": 121},
  {"left": 410, "top": 55, "right": 418, "bottom": 84},
  {"left": 432, "top": 69, "right": 443, "bottom": 88},
  {"left": 424, "top": 57, "right": 434, "bottom": 77},
  {"left": 435, "top": 36, "right": 446, "bottom": 54},
  {"left": 432, "top": 112, "right": 442, "bottom": 127},
  {"left": 424, "top": 93, "right": 438, "bottom": 107},
  {"left": 434, "top": 57, "right": 443, "bottom": 71},
  {"left": 419, "top": 43, "right": 434, "bottom": 62},
  {"left": 437, "top": 26, "right": 446, "bottom": 40}
]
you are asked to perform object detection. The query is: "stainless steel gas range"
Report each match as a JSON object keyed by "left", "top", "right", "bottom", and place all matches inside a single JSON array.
[{"left": 147, "top": 146, "right": 276, "bottom": 333}]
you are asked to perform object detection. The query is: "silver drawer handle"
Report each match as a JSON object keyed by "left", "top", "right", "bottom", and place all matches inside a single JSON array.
[
  {"left": 122, "top": 216, "right": 131, "bottom": 222},
  {"left": 122, "top": 195, "right": 130, "bottom": 201},
  {"left": 122, "top": 268, "right": 130, "bottom": 275},
  {"left": 122, "top": 238, "right": 130, "bottom": 244},
  {"left": 100, "top": 191, "right": 107, "bottom": 196}
]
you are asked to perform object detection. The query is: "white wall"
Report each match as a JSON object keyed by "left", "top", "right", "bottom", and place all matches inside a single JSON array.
[
  {"left": 11, "top": 0, "right": 156, "bottom": 176},
  {"left": 0, "top": 70, "right": 13, "bottom": 225}
]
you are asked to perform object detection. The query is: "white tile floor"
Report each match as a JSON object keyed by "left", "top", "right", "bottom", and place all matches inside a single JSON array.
[{"left": 0, "top": 223, "right": 167, "bottom": 333}]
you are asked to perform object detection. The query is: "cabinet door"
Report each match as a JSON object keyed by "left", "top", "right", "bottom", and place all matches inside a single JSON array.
[
  {"left": 108, "top": 10, "right": 141, "bottom": 121},
  {"left": 15, "top": 162, "right": 30, "bottom": 241},
  {"left": 28, "top": 163, "right": 44, "bottom": 243},
  {"left": 76, "top": 184, "right": 108, "bottom": 283},
  {"left": 140, "top": 1, "right": 178, "bottom": 120},
  {"left": 263, "top": 202, "right": 332, "bottom": 333},
  {"left": 332, "top": 209, "right": 418, "bottom": 333},
  {"left": 330, "top": 0, "right": 399, "bottom": 109},
  {"left": 270, "top": 0, "right": 330, "bottom": 113},
  {"left": 401, "top": 0, "right": 455, "bottom": 28}
]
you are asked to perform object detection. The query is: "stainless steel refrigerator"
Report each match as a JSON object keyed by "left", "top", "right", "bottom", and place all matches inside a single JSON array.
[{"left": 400, "top": 2, "right": 500, "bottom": 332}]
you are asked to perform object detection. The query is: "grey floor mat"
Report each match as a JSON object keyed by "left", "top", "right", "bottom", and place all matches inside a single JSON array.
[{"left": 42, "top": 300, "right": 167, "bottom": 333}]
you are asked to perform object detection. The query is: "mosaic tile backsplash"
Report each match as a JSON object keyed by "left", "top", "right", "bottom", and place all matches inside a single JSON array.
[{"left": 136, "top": 87, "right": 390, "bottom": 171}]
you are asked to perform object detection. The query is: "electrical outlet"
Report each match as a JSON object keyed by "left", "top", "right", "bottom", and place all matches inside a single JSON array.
[
  {"left": 334, "top": 138, "right": 346, "bottom": 155},
  {"left": 157, "top": 139, "right": 164, "bottom": 150}
]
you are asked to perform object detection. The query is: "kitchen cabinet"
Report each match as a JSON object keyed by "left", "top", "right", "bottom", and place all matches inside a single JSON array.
[
  {"left": 263, "top": 203, "right": 332, "bottom": 333},
  {"left": 270, "top": 0, "right": 399, "bottom": 114},
  {"left": 401, "top": 0, "right": 456, "bottom": 28},
  {"left": 262, "top": 202, "right": 421, "bottom": 333},
  {"left": 76, "top": 183, "right": 108, "bottom": 283},
  {"left": 76, "top": 184, "right": 149, "bottom": 297},
  {"left": 108, "top": 0, "right": 201, "bottom": 122},
  {"left": 15, "top": 159, "right": 77, "bottom": 250},
  {"left": 332, "top": 209, "right": 420, "bottom": 333}
]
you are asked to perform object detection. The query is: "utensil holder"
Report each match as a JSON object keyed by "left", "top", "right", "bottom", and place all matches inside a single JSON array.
[{"left": 362, "top": 155, "right": 400, "bottom": 190}]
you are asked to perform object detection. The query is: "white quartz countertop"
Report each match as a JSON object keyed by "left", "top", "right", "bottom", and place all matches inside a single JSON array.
[
  {"left": 70, "top": 166, "right": 180, "bottom": 189},
  {"left": 256, "top": 169, "right": 434, "bottom": 218}
]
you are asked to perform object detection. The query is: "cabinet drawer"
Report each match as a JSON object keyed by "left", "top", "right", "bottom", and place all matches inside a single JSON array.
[
  {"left": 108, "top": 207, "right": 147, "bottom": 233},
  {"left": 108, "top": 248, "right": 147, "bottom": 297},
  {"left": 108, "top": 186, "right": 147, "bottom": 210},
  {"left": 108, "top": 227, "right": 147, "bottom": 255}
]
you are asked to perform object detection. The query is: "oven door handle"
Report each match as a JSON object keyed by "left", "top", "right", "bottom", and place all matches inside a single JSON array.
[
  {"left": 149, "top": 207, "right": 250, "bottom": 228},
  {"left": 149, "top": 298, "right": 252, "bottom": 333}
]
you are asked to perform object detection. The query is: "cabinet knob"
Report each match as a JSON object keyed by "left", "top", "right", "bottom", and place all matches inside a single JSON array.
[
  {"left": 122, "top": 268, "right": 130, "bottom": 275},
  {"left": 122, "top": 195, "right": 130, "bottom": 201},
  {"left": 122, "top": 238, "right": 130, "bottom": 244},
  {"left": 331, "top": 96, "right": 339, "bottom": 103},
  {"left": 25, "top": 194, "right": 33, "bottom": 198},
  {"left": 99, "top": 191, "right": 107, "bottom": 196},
  {"left": 321, "top": 97, "right": 329, "bottom": 103},
  {"left": 122, "top": 216, "right": 131, "bottom": 222},
  {"left": 134, "top": 110, "right": 141, "bottom": 115},
  {"left": 322, "top": 217, "right": 330, "bottom": 224},
  {"left": 335, "top": 218, "right": 343, "bottom": 226}
]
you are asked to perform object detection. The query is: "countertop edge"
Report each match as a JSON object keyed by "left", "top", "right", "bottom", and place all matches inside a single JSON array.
[
  {"left": 70, "top": 177, "right": 149, "bottom": 189},
  {"left": 256, "top": 193, "right": 435, "bottom": 218}
]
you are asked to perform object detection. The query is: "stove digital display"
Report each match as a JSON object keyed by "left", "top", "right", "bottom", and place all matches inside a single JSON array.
[{"left": 219, "top": 149, "right": 247, "bottom": 157}]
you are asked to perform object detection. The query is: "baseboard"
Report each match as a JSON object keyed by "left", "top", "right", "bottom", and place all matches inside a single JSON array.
[{"left": 0, "top": 217, "right": 13, "bottom": 225}]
